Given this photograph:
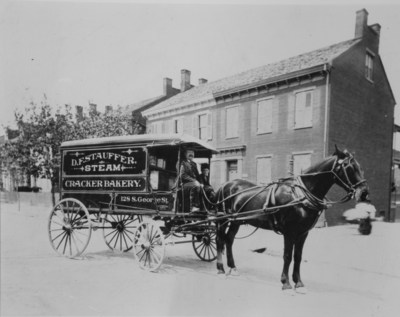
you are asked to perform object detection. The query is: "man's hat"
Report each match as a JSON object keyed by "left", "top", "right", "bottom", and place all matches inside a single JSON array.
[
  {"left": 183, "top": 147, "right": 195, "bottom": 153},
  {"left": 201, "top": 163, "right": 210, "bottom": 170}
]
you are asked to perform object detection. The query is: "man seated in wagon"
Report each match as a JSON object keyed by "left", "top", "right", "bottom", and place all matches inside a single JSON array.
[
  {"left": 179, "top": 148, "right": 202, "bottom": 212},
  {"left": 199, "top": 163, "right": 215, "bottom": 205}
]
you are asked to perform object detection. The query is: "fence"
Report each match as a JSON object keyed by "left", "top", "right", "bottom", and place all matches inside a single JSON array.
[{"left": 1, "top": 191, "right": 59, "bottom": 209}]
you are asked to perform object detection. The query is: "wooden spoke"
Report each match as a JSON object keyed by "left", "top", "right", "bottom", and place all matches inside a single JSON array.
[
  {"left": 48, "top": 198, "right": 91, "bottom": 258},
  {"left": 103, "top": 214, "right": 141, "bottom": 252},
  {"left": 192, "top": 231, "right": 217, "bottom": 262},
  {"left": 133, "top": 220, "right": 165, "bottom": 272}
]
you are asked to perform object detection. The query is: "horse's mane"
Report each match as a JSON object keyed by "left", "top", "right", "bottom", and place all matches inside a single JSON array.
[{"left": 302, "top": 155, "right": 336, "bottom": 175}]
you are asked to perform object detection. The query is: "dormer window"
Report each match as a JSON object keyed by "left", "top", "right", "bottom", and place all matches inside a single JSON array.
[{"left": 365, "top": 51, "right": 374, "bottom": 81}]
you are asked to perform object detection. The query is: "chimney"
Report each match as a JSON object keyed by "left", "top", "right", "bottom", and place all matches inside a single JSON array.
[
  {"left": 181, "top": 69, "right": 191, "bottom": 92},
  {"left": 198, "top": 78, "right": 208, "bottom": 85},
  {"left": 75, "top": 105, "right": 83, "bottom": 122},
  {"left": 89, "top": 103, "right": 97, "bottom": 115},
  {"left": 355, "top": 9, "right": 368, "bottom": 38},
  {"left": 370, "top": 23, "right": 381, "bottom": 36},
  {"left": 163, "top": 77, "right": 173, "bottom": 96},
  {"left": 105, "top": 105, "right": 113, "bottom": 115}
]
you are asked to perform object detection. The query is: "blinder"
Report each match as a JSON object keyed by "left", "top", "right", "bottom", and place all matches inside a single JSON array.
[{"left": 331, "top": 155, "right": 367, "bottom": 199}]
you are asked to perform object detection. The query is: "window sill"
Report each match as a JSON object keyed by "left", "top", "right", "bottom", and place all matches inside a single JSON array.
[
  {"left": 225, "top": 136, "right": 239, "bottom": 140},
  {"left": 256, "top": 131, "right": 272, "bottom": 135},
  {"left": 294, "top": 126, "right": 312, "bottom": 130}
]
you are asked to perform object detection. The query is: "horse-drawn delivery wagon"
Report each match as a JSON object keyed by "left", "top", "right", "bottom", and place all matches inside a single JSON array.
[{"left": 48, "top": 134, "right": 219, "bottom": 271}]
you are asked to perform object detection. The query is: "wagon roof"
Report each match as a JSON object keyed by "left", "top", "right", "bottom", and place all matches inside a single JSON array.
[{"left": 60, "top": 133, "right": 219, "bottom": 153}]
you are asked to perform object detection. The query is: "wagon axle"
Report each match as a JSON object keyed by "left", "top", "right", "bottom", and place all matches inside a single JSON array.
[{"left": 111, "top": 221, "right": 125, "bottom": 233}]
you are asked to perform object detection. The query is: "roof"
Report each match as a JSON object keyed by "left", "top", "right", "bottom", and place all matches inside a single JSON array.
[
  {"left": 144, "top": 38, "right": 360, "bottom": 115},
  {"left": 60, "top": 133, "right": 219, "bottom": 154},
  {"left": 123, "top": 95, "right": 166, "bottom": 115}
]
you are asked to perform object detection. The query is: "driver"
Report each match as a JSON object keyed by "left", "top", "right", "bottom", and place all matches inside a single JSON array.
[{"left": 179, "top": 149, "right": 202, "bottom": 212}]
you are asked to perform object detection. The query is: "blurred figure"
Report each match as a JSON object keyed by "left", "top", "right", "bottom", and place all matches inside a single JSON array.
[
  {"left": 199, "top": 163, "right": 215, "bottom": 206},
  {"left": 343, "top": 201, "right": 376, "bottom": 235}
]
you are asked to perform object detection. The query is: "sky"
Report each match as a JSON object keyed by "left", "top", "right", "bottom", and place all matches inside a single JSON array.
[{"left": 1, "top": 0, "right": 400, "bottom": 129}]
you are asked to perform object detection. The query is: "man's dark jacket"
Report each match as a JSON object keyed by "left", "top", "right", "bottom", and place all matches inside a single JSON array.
[{"left": 179, "top": 160, "right": 200, "bottom": 184}]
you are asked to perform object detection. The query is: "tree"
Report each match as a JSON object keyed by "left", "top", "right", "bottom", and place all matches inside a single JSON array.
[{"left": 1, "top": 97, "right": 132, "bottom": 205}]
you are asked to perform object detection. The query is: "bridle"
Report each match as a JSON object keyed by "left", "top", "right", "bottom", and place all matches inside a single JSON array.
[
  {"left": 295, "top": 153, "right": 367, "bottom": 207},
  {"left": 330, "top": 154, "right": 367, "bottom": 198}
]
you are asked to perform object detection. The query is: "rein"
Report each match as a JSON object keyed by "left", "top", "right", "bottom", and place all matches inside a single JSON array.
[{"left": 201, "top": 183, "right": 273, "bottom": 207}]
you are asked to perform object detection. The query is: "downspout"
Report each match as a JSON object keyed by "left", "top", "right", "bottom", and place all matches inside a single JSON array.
[{"left": 323, "top": 63, "right": 331, "bottom": 158}]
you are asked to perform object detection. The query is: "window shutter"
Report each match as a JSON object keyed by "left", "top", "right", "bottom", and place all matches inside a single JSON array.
[
  {"left": 207, "top": 113, "right": 213, "bottom": 140},
  {"left": 287, "top": 95, "right": 294, "bottom": 130},
  {"left": 256, "top": 157, "right": 272, "bottom": 185},
  {"left": 304, "top": 92, "right": 312, "bottom": 127},
  {"left": 293, "top": 154, "right": 311, "bottom": 175},
  {"left": 167, "top": 120, "right": 174, "bottom": 134},
  {"left": 295, "top": 91, "right": 313, "bottom": 128},
  {"left": 257, "top": 99, "right": 273, "bottom": 134},
  {"left": 226, "top": 106, "right": 239, "bottom": 138},
  {"left": 295, "top": 92, "right": 305, "bottom": 128},
  {"left": 177, "top": 118, "right": 183, "bottom": 134},
  {"left": 192, "top": 115, "right": 199, "bottom": 138}
]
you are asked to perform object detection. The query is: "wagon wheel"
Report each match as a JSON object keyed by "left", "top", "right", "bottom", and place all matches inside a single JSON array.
[
  {"left": 103, "top": 214, "right": 142, "bottom": 252},
  {"left": 133, "top": 220, "right": 165, "bottom": 272},
  {"left": 192, "top": 231, "right": 217, "bottom": 262},
  {"left": 48, "top": 198, "right": 92, "bottom": 258}
]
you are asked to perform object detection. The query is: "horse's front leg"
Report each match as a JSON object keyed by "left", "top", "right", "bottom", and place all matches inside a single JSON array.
[
  {"left": 225, "top": 222, "right": 240, "bottom": 275},
  {"left": 216, "top": 223, "right": 226, "bottom": 274},
  {"left": 281, "top": 234, "right": 294, "bottom": 290},
  {"left": 292, "top": 232, "right": 308, "bottom": 293}
]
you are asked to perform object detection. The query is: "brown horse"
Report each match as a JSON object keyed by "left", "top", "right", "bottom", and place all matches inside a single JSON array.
[{"left": 214, "top": 147, "right": 369, "bottom": 293}]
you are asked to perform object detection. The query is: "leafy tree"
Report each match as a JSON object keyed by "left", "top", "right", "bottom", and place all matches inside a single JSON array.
[{"left": 1, "top": 97, "right": 132, "bottom": 205}]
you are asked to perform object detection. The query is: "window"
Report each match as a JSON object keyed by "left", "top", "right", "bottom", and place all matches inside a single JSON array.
[
  {"left": 256, "top": 156, "right": 272, "bottom": 185},
  {"left": 174, "top": 118, "right": 183, "bottom": 134},
  {"left": 294, "top": 90, "right": 313, "bottom": 129},
  {"left": 293, "top": 153, "right": 312, "bottom": 175},
  {"left": 227, "top": 160, "right": 238, "bottom": 181},
  {"left": 198, "top": 114, "right": 207, "bottom": 140},
  {"left": 365, "top": 52, "right": 374, "bottom": 81},
  {"left": 226, "top": 106, "right": 239, "bottom": 138},
  {"left": 192, "top": 112, "right": 212, "bottom": 140},
  {"left": 257, "top": 98, "right": 273, "bottom": 134}
]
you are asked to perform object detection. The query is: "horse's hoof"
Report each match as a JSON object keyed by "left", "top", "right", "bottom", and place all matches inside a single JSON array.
[
  {"left": 282, "top": 288, "right": 296, "bottom": 296},
  {"left": 295, "top": 286, "right": 308, "bottom": 295},
  {"left": 227, "top": 268, "right": 240, "bottom": 276},
  {"left": 217, "top": 269, "right": 225, "bottom": 275}
]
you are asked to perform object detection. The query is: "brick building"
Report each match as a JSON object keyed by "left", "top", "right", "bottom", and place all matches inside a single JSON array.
[
  {"left": 143, "top": 9, "right": 395, "bottom": 225},
  {"left": 123, "top": 77, "right": 181, "bottom": 134}
]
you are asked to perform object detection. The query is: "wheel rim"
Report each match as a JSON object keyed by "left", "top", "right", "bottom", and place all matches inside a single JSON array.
[
  {"left": 48, "top": 198, "right": 91, "bottom": 258},
  {"left": 103, "top": 214, "right": 141, "bottom": 252},
  {"left": 192, "top": 231, "right": 217, "bottom": 262},
  {"left": 133, "top": 221, "right": 165, "bottom": 271}
]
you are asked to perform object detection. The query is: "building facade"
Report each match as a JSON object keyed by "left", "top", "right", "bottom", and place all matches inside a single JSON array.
[{"left": 143, "top": 9, "right": 395, "bottom": 225}]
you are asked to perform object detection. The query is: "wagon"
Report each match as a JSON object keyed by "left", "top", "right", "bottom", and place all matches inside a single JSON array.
[{"left": 48, "top": 134, "right": 220, "bottom": 271}]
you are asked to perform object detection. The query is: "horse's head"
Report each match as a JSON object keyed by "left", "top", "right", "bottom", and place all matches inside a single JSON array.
[{"left": 332, "top": 146, "right": 369, "bottom": 202}]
